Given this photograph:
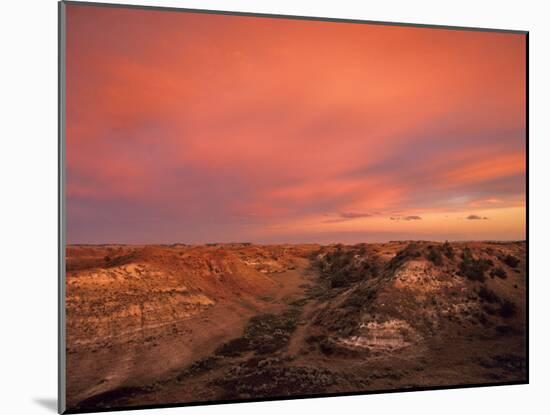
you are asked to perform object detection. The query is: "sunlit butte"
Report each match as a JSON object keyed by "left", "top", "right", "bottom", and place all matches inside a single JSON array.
[{"left": 65, "top": 5, "right": 526, "bottom": 244}]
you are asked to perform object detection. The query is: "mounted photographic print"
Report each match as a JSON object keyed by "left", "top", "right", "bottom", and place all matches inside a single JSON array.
[{"left": 58, "top": 1, "right": 528, "bottom": 413}]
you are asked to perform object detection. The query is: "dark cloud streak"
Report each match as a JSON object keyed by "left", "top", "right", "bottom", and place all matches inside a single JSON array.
[
  {"left": 466, "top": 215, "right": 489, "bottom": 220},
  {"left": 390, "top": 215, "right": 423, "bottom": 221}
]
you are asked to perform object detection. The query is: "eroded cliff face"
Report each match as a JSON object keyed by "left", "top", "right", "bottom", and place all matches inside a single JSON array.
[
  {"left": 313, "top": 241, "right": 526, "bottom": 359},
  {"left": 65, "top": 244, "right": 317, "bottom": 407},
  {"left": 67, "top": 246, "right": 285, "bottom": 348}
]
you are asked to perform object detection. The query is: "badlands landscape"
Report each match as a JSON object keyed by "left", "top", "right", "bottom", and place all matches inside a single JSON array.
[{"left": 66, "top": 241, "right": 526, "bottom": 411}]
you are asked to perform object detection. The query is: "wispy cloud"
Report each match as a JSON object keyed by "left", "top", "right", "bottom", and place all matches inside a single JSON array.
[
  {"left": 390, "top": 215, "right": 422, "bottom": 221},
  {"left": 466, "top": 214, "right": 489, "bottom": 220},
  {"left": 323, "top": 211, "right": 374, "bottom": 223},
  {"left": 65, "top": 5, "right": 525, "bottom": 243},
  {"left": 340, "top": 212, "right": 373, "bottom": 219}
]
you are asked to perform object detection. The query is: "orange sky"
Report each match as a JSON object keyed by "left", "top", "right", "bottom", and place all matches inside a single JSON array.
[{"left": 65, "top": 4, "right": 526, "bottom": 244}]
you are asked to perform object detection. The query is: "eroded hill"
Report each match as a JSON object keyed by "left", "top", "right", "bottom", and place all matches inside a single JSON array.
[{"left": 66, "top": 241, "right": 526, "bottom": 411}]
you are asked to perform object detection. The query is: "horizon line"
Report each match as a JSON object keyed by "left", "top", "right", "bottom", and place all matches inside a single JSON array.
[{"left": 66, "top": 239, "right": 527, "bottom": 246}]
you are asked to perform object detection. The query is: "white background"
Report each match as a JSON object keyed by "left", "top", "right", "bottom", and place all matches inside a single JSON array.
[{"left": 0, "top": 0, "right": 547, "bottom": 414}]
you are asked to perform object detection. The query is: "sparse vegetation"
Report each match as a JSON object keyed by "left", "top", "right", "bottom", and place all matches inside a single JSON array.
[
  {"left": 427, "top": 246, "right": 443, "bottom": 265},
  {"left": 214, "top": 364, "right": 339, "bottom": 399},
  {"left": 177, "top": 356, "right": 222, "bottom": 381},
  {"left": 215, "top": 308, "right": 301, "bottom": 357},
  {"left": 397, "top": 243, "right": 422, "bottom": 259},
  {"left": 68, "top": 241, "right": 526, "bottom": 410},
  {"left": 477, "top": 286, "right": 517, "bottom": 319},
  {"left": 478, "top": 353, "right": 525, "bottom": 371},
  {"left": 502, "top": 254, "right": 520, "bottom": 268},
  {"left": 459, "top": 248, "right": 491, "bottom": 282},
  {"left": 318, "top": 247, "right": 379, "bottom": 288},
  {"left": 343, "top": 284, "right": 377, "bottom": 308},
  {"left": 478, "top": 286, "right": 500, "bottom": 303},
  {"left": 499, "top": 299, "right": 517, "bottom": 318},
  {"left": 313, "top": 281, "right": 378, "bottom": 338},
  {"left": 386, "top": 242, "right": 422, "bottom": 273},
  {"left": 490, "top": 266, "right": 507, "bottom": 279},
  {"left": 75, "top": 386, "right": 154, "bottom": 411},
  {"left": 442, "top": 241, "right": 454, "bottom": 259}
]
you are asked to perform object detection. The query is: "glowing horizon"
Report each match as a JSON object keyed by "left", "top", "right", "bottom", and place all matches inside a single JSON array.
[{"left": 65, "top": 5, "right": 526, "bottom": 245}]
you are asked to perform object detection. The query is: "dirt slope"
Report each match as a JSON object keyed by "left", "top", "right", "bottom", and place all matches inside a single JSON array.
[{"left": 66, "top": 244, "right": 317, "bottom": 408}]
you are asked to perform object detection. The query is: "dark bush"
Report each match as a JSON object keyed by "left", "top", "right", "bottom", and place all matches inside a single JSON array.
[
  {"left": 320, "top": 247, "right": 376, "bottom": 288},
  {"left": 215, "top": 364, "right": 338, "bottom": 398},
  {"left": 499, "top": 299, "right": 517, "bottom": 318},
  {"left": 343, "top": 284, "right": 376, "bottom": 309},
  {"left": 427, "top": 246, "right": 443, "bottom": 265},
  {"left": 305, "top": 334, "right": 326, "bottom": 344},
  {"left": 98, "top": 251, "right": 139, "bottom": 269},
  {"left": 478, "top": 286, "right": 500, "bottom": 303},
  {"left": 387, "top": 243, "right": 422, "bottom": 273},
  {"left": 459, "top": 248, "right": 490, "bottom": 282},
  {"left": 477, "top": 312, "right": 488, "bottom": 325},
  {"left": 442, "top": 241, "right": 454, "bottom": 259},
  {"left": 357, "top": 244, "right": 367, "bottom": 255},
  {"left": 400, "top": 243, "right": 422, "bottom": 258},
  {"left": 319, "top": 337, "right": 336, "bottom": 355},
  {"left": 495, "top": 325, "right": 514, "bottom": 335},
  {"left": 490, "top": 266, "right": 507, "bottom": 279},
  {"left": 215, "top": 337, "right": 250, "bottom": 357},
  {"left": 330, "top": 271, "right": 349, "bottom": 288},
  {"left": 177, "top": 356, "right": 221, "bottom": 380},
  {"left": 502, "top": 254, "right": 520, "bottom": 268},
  {"left": 369, "top": 262, "right": 380, "bottom": 277},
  {"left": 215, "top": 309, "right": 300, "bottom": 357}
]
